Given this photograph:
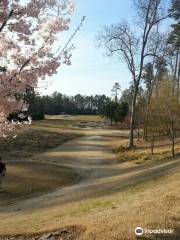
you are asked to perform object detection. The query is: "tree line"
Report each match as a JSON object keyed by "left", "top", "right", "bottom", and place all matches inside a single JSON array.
[
  {"left": 26, "top": 86, "right": 129, "bottom": 126},
  {"left": 27, "top": 91, "right": 111, "bottom": 119}
]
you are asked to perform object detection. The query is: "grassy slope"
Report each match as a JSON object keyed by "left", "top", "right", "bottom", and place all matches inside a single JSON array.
[
  {"left": 0, "top": 120, "right": 82, "bottom": 207},
  {"left": 0, "top": 128, "right": 81, "bottom": 160},
  {"left": 0, "top": 162, "right": 78, "bottom": 206},
  {"left": 1, "top": 168, "right": 179, "bottom": 239},
  {"left": 0, "top": 115, "right": 179, "bottom": 239}
]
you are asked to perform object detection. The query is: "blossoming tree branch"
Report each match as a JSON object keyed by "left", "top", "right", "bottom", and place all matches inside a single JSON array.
[{"left": 0, "top": 0, "right": 82, "bottom": 137}]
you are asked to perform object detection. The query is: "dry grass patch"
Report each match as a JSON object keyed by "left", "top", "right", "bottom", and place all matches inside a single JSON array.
[
  {"left": 45, "top": 115, "right": 103, "bottom": 122},
  {"left": 77, "top": 170, "right": 180, "bottom": 240},
  {"left": 1, "top": 169, "right": 179, "bottom": 239},
  {"left": 115, "top": 144, "right": 180, "bottom": 165},
  {"left": 0, "top": 129, "right": 81, "bottom": 160},
  {"left": 0, "top": 225, "right": 85, "bottom": 240}
]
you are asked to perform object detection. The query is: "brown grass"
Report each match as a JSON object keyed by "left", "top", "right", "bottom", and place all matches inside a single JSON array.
[
  {"left": 45, "top": 114, "right": 102, "bottom": 122},
  {"left": 77, "top": 170, "right": 180, "bottom": 240},
  {"left": 0, "top": 169, "right": 179, "bottom": 239},
  {"left": 0, "top": 116, "right": 179, "bottom": 239},
  {"left": 115, "top": 143, "right": 180, "bottom": 165},
  {"left": 0, "top": 128, "right": 81, "bottom": 160},
  {"left": 0, "top": 162, "right": 78, "bottom": 206}
]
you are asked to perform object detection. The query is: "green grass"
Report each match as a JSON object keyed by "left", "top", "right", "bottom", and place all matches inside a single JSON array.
[{"left": 79, "top": 200, "right": 116, "bottom": 213}]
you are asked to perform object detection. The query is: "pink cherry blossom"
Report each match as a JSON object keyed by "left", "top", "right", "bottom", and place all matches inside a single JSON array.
[{"left": 0, "top": 0, "right": 75, "bottom": 136}]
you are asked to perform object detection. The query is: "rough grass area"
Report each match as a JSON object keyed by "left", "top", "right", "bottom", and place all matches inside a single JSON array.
[
  {"left": 115, "top": 144, "right": 180, "bottom": 165},
  {"left": 77, "top": 170, "right": 180, "bottom": 240},
  {"left": 1, "top": 169, "right": 179, "bottom": 239},
  {"left": 0, "top": 129, "right": 81, "bottom": 160},
  {"left": 0, "top": 225, "right": 85, "bottom": 240}
]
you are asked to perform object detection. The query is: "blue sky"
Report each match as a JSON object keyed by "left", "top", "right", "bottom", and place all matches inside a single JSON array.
[{"left": 40, "top": 0, "right": 170, "bottom": 97}]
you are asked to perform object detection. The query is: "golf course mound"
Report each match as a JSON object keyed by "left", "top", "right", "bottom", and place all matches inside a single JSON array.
[{"left": 0, "top": 161, "right": 78, "bottom": 206}]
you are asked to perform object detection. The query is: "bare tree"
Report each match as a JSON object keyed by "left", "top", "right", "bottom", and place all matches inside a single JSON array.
[
  {"left": 97, "top": 0, "right": 169, "bottom": 147},
  {"left": 168, "top": 0, "right": 180, "bottom": 99},
  {"left": 148, "top": 78, "right": 180, "bottom": 157},
  {"left": 143, "top": 35, "right": 169, "bottom": 140}
]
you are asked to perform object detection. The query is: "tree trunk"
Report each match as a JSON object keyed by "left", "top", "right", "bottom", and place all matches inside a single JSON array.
[
  {"left": 177, "top": 53, "right": 180, "bottom": 100},
  {"left": 173, "top": 51, "right": 179, "bottom": 97},
  {"left": 137, "top": 124, "right": 140, "bottom": 141},
  {"left": 171, "top": 136, "right": 175, "bottom": 157},
  {"left": 128, "top": 87, "right": 138, "bottom": 148},
  {"left": 151, "top": 136, "right": 155, "bottom": 155},
  {"left": 169, "top": 127, "right": 175, "bottom": 158},
  {"left": 143, "top": 100, "right": 150, "bottom": 141},
  {"left": 111, "top": 118, "right": 113, "bottom": 126}
]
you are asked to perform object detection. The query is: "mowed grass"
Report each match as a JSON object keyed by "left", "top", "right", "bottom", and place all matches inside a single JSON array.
[
  {"left": 0, "top": 162, "right": 78, "bottom": 206},
  {"left": 0, "top": 118, "right": 81, "bottom": 207},
  {"left": 45, "top": 114, "right": 102, "bottom": 122},
  {"left": 33, "top": 114, "right": 105, "bottom": 132}
]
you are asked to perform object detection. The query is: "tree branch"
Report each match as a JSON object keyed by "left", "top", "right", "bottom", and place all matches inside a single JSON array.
[{"left": 0, "top": 9, "right": 14, "bottom": 33}]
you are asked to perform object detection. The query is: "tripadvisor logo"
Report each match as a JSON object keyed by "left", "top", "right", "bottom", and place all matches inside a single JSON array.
[
  {"left": 135, "top": 227, "right": 144, "bottom": 236},
  {"left": 135, "top": 227, "right": 174, "bottom": 236}
]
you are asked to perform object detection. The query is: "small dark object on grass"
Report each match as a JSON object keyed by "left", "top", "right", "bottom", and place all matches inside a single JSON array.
[{"left": 0, "top": 156, "right": 6, "bottom": 192}]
